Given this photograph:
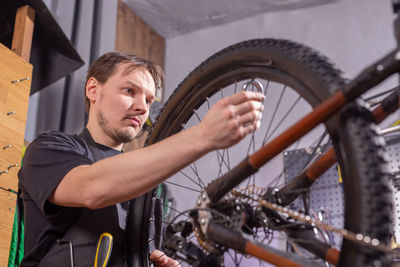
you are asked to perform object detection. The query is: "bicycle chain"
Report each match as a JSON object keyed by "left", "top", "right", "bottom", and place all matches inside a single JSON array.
[{"left": 231, "top": 189, "right": 393, "bottom": 254}]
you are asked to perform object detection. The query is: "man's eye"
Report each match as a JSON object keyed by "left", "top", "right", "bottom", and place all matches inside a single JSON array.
[{"left": 124, "top": 88, "right": 133, "bottom": 94}]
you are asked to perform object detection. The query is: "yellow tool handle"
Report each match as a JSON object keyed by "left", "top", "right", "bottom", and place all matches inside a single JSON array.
[{"left": 94, "top": 233, "right": 113, "bottom": 267}]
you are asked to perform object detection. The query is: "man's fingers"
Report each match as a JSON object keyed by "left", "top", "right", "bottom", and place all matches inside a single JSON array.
[
  {"left": 150, "top": 250, "right": 181, "bottom": 267},
  {"left": 237, "top": 118, "right": 262, "bottom": 137},
  {"left": 237, "top": 110, "right": 263, "bottom": 126},
  {"left": 150, "top": 250, "right": 168, "bottom": 264},
  {"left": 234, "top": 100, "right": 264, "bottom": 116},
  {"left": 171, "top": 259, "right": 181, "bottom": 267},
  {"left": 200, "top": 90, "right": 265, "bottom": 150},
  {"left": 223, "top": 91, "right": 265, "bottom": 105}
]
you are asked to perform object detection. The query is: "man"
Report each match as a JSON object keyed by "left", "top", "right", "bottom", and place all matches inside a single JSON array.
[{"left": 18, "top": 52, "right": 264, "bottom": 266}]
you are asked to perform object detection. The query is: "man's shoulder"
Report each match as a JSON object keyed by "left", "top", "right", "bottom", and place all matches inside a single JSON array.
[
  {"left": 27, "top": 130, "right": 88, "bottom": 154},
  {"left": 35, "top": 130, "right": 78, "bottom": 141}
]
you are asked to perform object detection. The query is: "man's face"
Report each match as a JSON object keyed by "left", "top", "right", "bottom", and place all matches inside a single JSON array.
[{"left": 93, "top": 64, "right": 156, "bottom": 144}]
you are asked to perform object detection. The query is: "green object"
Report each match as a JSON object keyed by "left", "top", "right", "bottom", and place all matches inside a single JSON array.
[
  {"left": 7, "top": 146, "right": 26, "bottom": 267},
  {"left": 7, "top": 202, "right": 24, "bottom": 267}
]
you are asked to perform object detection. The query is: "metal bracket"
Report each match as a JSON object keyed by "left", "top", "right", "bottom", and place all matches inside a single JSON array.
[
  {"left": 242, "top": 79, "right": 265, "bottom": 95},
  {"left": 3, "top": 144, "right": 12, "bottom": 150},
  {"left": 8, "top": 164, "right": 18, "bottom": 170},
  {"left": 11, "top": 77, "right": 30, "bottom": 84},
  {"left": 379, "top": 125, "right": 400, "bottom": 136},
  {"left": 196, "top": 191, "right": 212, "bottom": 236}
]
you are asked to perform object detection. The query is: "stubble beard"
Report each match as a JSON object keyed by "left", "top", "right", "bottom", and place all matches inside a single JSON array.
[{"left": 97, "top": 109, "right": 137, "bottom": 144}]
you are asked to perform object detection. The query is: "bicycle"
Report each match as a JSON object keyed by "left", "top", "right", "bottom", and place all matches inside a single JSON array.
[{"left": 126, "top": 1, "right": 400, "bottom": 267}]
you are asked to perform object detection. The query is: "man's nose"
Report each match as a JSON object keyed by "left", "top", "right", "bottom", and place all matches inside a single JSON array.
[{"left": 133, "top": 96, "right": 148, "bottom": 115}]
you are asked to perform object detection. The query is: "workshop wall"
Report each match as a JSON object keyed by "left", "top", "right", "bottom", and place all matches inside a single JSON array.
[
  {"left": 162, "top": 2, "right": 397, "bottom": 266},
  {"left": 24, "top": 0, "right": 117, "bottom": 141},
  {"left": 165, "top": 0, "right": 396, "bottom": 130}
]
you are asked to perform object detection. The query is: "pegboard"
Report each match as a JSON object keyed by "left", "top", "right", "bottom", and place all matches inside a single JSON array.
[
  {"left": 284, "top": 136, "right": 400, "bottom": 249},
  {"left": 385, "top": 135, "right": 400, "bottom": 244},
  {"left": 284, "top": 148, "right": 344, "bottom": 250}
]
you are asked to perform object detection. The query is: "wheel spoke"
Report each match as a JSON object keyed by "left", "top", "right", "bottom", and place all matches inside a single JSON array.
[
  {"left": 188, "top": 162, "right": 206, "bottom": 188},
  {"left": 267, "top": 130, "right": 330, "bottom": 189},
  {"left": 217, "top": 149, "right": 231, "bottom": 178},
  {"left": 263, "top": 95, "right": 301, "bottom": 145},
  {"left": 179, "top": 169, "right": 204, "bottom": 189},
  {"left": 262, "top": 85, "right": 287, "bottom": 146},
  {"left": 154, "top": 197, "right": 191, "bottom": 219},
  {"left": 164, "top": 181, "right": 202, "bottom": 192},
  {"left": 234, "top": 80, "right": 238, "bottom": 93}
]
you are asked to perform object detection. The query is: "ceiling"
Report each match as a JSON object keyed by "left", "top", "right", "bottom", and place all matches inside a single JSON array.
[{"left": 123, "top": 0, "right": 341, "bottom": 38}]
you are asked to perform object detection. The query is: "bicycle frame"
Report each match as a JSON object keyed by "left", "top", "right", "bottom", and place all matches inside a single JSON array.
[
  {"left": 199, "top": 5, "right": 400, "bottom": 266},
  {"left": 205, "top": 48, "right": 400, "bottom": 203}
]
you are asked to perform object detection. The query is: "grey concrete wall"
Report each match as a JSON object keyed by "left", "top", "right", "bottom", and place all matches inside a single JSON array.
[{"left": 25, "top": 0, "right": 118, "bottom": 141}]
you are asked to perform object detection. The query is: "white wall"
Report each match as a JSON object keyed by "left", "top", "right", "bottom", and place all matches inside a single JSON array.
[{"left": 165, "top": 0, "right": 396, "bottom": 108}]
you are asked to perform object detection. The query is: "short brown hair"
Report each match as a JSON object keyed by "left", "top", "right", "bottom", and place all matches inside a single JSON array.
[{"left": 84, "top": 51, "right": 164, "bottom": 113}]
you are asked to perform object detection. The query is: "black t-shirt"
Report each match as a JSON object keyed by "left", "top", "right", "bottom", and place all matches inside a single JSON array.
[{"left": 18, "top": 130, "right": 128, "bottom": 266}]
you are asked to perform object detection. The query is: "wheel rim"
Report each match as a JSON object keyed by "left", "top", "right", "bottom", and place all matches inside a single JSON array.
[{"left": 148, "top": 67, "right": 344, "bottom": 266}]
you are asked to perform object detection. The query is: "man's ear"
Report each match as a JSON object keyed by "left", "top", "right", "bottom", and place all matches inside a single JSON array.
[{"left": 86, "top": 77, "right": 99, "bottom": 103}]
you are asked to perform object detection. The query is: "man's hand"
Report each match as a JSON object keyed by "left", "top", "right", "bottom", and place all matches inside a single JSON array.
[
  {"left": 199, "top": 90, "right": 264, "bottom": 150},
  {"left": 150, "top": 249, "right": 181, "bottom": 267}
]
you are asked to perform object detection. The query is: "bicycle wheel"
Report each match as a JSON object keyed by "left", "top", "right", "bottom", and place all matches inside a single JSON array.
[{"left": 144, "top": 39, "right": 393, "bottom": 266}]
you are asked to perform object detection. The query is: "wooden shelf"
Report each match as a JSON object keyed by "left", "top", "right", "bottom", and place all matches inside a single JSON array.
[{"left": 0, "top": 5, "right": 34, "bottom": 265}]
